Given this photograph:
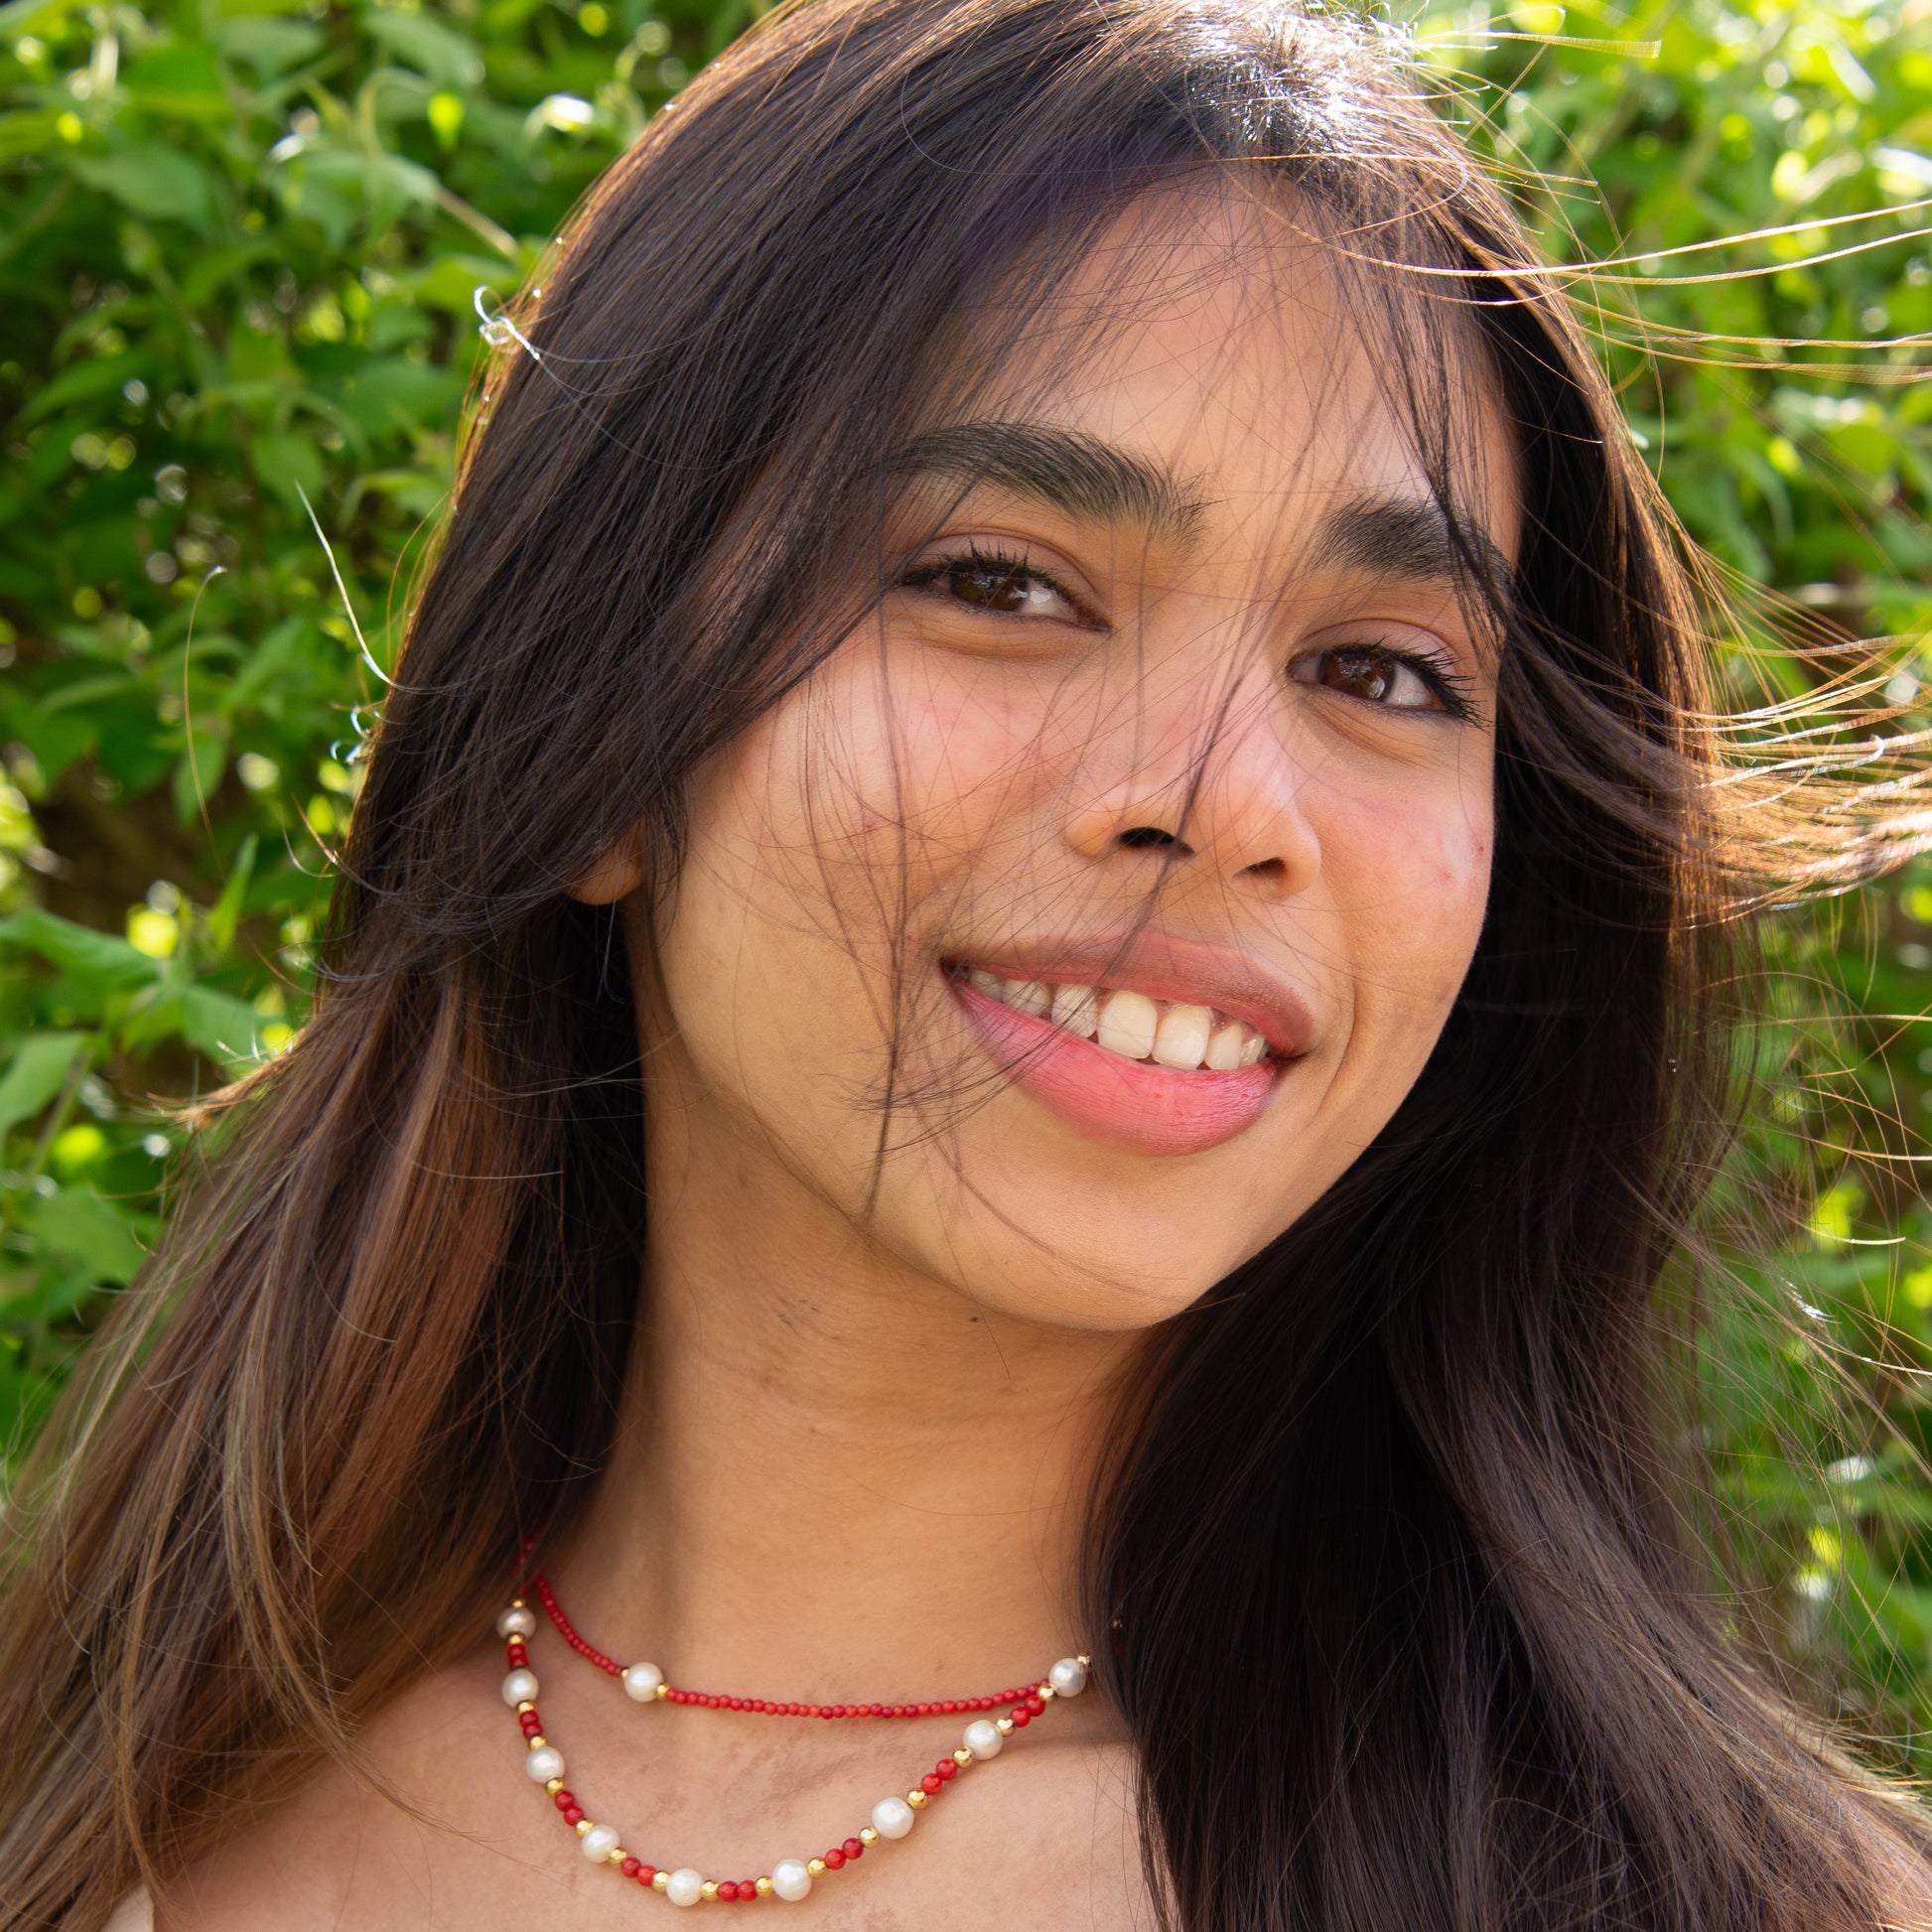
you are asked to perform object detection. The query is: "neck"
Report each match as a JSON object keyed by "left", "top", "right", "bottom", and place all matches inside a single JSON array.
[{"left": 556, "top": 1090, "right": 1137, "bottom": 1701}]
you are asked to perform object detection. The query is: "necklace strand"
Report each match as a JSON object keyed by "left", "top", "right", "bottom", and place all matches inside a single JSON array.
[
  {"left": 531, "top": 1573, "right": 1060, "bottom": 1719},
  {"left": 495, "top": 1589, "right": 1090, "bottom": 1906}
]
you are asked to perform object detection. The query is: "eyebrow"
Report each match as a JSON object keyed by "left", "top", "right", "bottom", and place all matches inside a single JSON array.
[
  {"left": 893, "top": 420, "right": 1205, "bottom": 543},
  {"left": 1306, "top": 492, "right": 1513, "bottom": 595},
  {"left": 895, "top": 420, "right": 1512, "bottom": 595}
]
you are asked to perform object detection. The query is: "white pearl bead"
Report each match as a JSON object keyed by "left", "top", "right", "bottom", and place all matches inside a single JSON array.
[
  {"left": 1048, "top": 1656, "right": 1088, "bottom": 1698},
  {"left": 665, "top": 1867, "right": 705, "bottom": 1907},
  {"left": 500, "top": 1668, "right": 539, "bottom": 1706},
  {"left": 622, "top": 1661, "right": 664, "bottom": 1702},
  {"left": 871, "top": 1795, "right": 915, "bottom": 1840},
  {"left": 523, "top": 1743, "right": 564, "bottom": 1783},
  {"left": 580, "top": 1823, "right": 621, "bottom": 1863},
  {"left": 495, "top": 1605, "right": 537, "bottom": 1640},
  {"left": 770, "top": 1860, "right": 812, "bottom": 1901},
  {"left": 962, "top": 1718, "right": 1004, "bottom": 1759}
]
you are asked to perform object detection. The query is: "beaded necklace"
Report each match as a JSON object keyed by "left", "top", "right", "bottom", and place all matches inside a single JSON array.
[{"left": 496, "top": 1576, "right": 1091, "bottom": 1907}]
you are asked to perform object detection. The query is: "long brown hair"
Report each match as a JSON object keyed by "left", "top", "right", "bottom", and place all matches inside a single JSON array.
[{"left": 2, "top": 0, "right": 1928, "bottom": 1925}]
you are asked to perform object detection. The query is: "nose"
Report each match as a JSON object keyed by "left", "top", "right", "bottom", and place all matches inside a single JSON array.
[{"left": 1061, "top": 672, "right": 1321, "bottom": 898}]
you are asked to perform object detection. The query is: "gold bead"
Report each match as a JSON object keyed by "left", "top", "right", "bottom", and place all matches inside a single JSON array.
[
  {"left": 610, "top": 1849, "right": 627, "bottom": 1864},
  {"left": 995, "top": 1718, "right": 1014, "bottom": 1735},
  {"left": 700, "top": 1881, "right": 720, "bottom": 1901},
  {"left": 859, "top": 1828, "right": 879, "bottom": 1846},
  {"left": 953, "top": 1747, "right": 974, "bottom": 1766},
  {"left": 575, "top": 1820, "right": 593, "bottom": 1837},
  {"left": 515, "top": 1700, "right": 535, "bottom": 1715},
  {"left": 906, "top": 1790, "right": 927, "bottom": 1810},
  {"left": 807, "top": 1859, "right": 827, "bottom": 1877},
  {"left": 755, "top": 1878, "right": 773, "bottom": 1897},
  {"left": 652, "top": 1872, "right": 669, "bottom": 1891},
  {"left": 511, "top": 1597, "right": 527, "bottom": 1609},
  {"left": 1077, "top": 1652, "right": 1092, "bottom": 1666},
  {"left": 545, "top": 1778, "right": 564, "bottom": 1796},
  {"left": 527, "top": 1734, "right": 547, "bottom": 1749},
  {"left": 655, "top": 1682, "right": 669, "bottom": 1699},
  {"left": 1038, "top": 1685, "right": 1055, "bottom": 1701}
]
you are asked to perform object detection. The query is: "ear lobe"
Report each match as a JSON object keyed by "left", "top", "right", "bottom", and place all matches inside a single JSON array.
[{"left": 568, "top": 826, "right": 649, "bottom": 905}]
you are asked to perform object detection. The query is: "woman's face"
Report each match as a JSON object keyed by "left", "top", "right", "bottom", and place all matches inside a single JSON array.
[{"left": 630, "top": 193, "right": 1515, "bottom": 1330}]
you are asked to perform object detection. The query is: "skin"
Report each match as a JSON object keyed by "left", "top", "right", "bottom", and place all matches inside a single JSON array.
[{"left": 162, "top": 189, "right": 1515, "bottom": 1930}]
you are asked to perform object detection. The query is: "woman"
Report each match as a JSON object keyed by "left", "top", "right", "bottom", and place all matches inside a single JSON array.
[{"left": 3, "top": 0, "right": 1929, "bottom": 1924}]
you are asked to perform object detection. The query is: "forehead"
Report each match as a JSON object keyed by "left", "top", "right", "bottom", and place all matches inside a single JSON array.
[{"left": 957, "top": 179, "right": 1521, "bottom": 562}]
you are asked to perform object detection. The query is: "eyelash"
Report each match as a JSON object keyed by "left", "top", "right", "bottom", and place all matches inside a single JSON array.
[
  {"left": 1309, "top": 643, "right": 1480, "bottom": 724},
  {"left": 897, "top": 546, "right": 1100, "bottom": 625},
  {"left": 899, "top": 546, "right": 1479, "bottom": 723}
]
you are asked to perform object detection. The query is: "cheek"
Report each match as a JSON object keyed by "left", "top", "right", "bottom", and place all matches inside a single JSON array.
[
  {"left": 1322, "top": 753, "right": 1494, "bottom": 1016},
  {"left": 807, "top": 649, "right": 1078, "bottom": 891}
]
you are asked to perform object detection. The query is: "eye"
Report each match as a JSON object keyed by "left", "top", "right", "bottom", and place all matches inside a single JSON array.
[
  {"left": 899, "top": 548, "right": 1093, "bottom": 625},
  {"left": 1288, "top": 643, "right": 1467, "bottom": 717}
]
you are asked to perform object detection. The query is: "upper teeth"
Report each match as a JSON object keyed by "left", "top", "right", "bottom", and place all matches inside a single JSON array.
[{"left": 963, "top": 969, "right": 1271, "bottom": 1071}]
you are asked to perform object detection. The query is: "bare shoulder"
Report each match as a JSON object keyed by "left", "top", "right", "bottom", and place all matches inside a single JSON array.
[{"left": 151, "top": 1654, "right": 566, "bottom": 1932}]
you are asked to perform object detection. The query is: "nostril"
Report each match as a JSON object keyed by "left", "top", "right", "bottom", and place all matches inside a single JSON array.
[{"left": 1118, "top": 826, "right": 1176, "bottom": 849}]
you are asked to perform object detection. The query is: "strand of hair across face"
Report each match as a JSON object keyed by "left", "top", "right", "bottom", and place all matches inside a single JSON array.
[{"left": 529, "top": 1574, "right": 1046, "bottom": 1717}]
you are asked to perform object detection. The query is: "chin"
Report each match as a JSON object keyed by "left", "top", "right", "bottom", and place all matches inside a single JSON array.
[{"left": 890, "top": 1143, "right": 1293, "bottom": 1333}]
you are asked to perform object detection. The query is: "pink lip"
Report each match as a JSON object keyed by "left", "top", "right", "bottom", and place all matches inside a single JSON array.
[{"left": 944, "top": 933, "right": 1312, "bottom": 1158}]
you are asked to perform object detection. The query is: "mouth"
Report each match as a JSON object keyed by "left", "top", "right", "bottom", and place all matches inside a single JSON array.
[
  {"left": 951, "top": 967, "right": 1274, "bottom": 1071},
  {"left": 941, "top": 942, "right": 1310, "bottom": 1157}
]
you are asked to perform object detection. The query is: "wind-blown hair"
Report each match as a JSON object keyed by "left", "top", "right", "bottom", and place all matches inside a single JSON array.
[{"left": 1, "top": 0, "right": 1928, "bottom": 1925}]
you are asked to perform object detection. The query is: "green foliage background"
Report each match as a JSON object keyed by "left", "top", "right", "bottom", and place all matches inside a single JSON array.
[{"left": 2, "top": 0, "right": 1931, "bottom": 1761}]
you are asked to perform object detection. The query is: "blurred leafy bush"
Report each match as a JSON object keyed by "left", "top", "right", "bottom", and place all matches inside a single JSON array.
[{"left": 2, "top": 0, "right": 1931, "bottom": 1758}]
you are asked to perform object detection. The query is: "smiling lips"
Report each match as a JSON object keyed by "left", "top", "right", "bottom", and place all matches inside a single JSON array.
[
  {"left": 945, "top": 949, "right": 1308, "bottom": 1157},
  {"left": 962, "top": 968, "right": 1272, "bottom": 1070}
]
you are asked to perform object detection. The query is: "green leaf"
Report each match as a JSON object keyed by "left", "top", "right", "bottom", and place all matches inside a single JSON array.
[
  {"left": 178, "top": 986, "right": 265, "bottom": 1065},
  {"left": 69, "top": 144, "right": 215, "bottom": 228},
  {"left": 122, "top": 42, "right": 229, "bottom": 120},
  {"left": 360, "top": 9, "right": 484, "bottom": 89},
  {"left": 171, "top": 727, "right": 228, "bottom": 826},
  {"left": 0, "top": 109, "right": 70, "bottom": 161},
  {"left": 213, "top": 15, "right": 326, "bottom": 74},
  {"left": 249, "top": 428, "right": 326, "bottom": 516},
  {"left": 18, "top": 1185, "right": 149, "bottom": 1287},
  {"left": 15, "top": 351, "right": 149, "bottom": 427},
  {"left": 0, "top": 0, "right": 75, "bottom": 39},
  {"left": 0, "top": 910, "right": 159, "bottom": 995},
  {"left": 0, "top": 1033, "right": 88, "bottom": 1138},
  {"left": 208, "top": 835, "right": 258, "bottom": 951}
]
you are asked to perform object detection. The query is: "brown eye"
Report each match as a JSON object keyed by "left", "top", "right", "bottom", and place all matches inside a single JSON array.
[
  {"left": 950, "top": 564, "right": 1036, "bottom": 612},
  {"left": 901, "top": 550, "right": 1087, "bottom": 623},
  {"left": 1319, "top": 648, "right": 1397, "bottom": 702},
  {"left": 1289, "top": 643, "right": 1447, "bottom": 713}
]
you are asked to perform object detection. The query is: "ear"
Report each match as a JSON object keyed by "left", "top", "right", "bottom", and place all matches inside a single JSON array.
[{"left": 568, "top": 824, "right": 649, "bottom": 905}]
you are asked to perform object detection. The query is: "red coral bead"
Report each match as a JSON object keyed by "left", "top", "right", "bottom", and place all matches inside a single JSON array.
[
  {"left": 842, "top": 1838, "right": 864, "bottom": 1860},
  {"left": 563, "top": 1806, "right": 585, "bottom": 1826},
  {"left": 637, "top": 1866, "right": 656, "bottom": 1886},
  {"left": 621, "top": 1858, "right": 641, "bottom": 1877},
  {"left": 823, "top": 1851, "right": 845, "bottom": 1869},
  {"left": 1011, "top": 1709, "right": 1031, "bottom": 1727},
  {"left": 920, "top": 1773, "right": 943, "bottom": 1793},
  {"left": 720, "top": 1882, "right": 740, "bottom": 1901},
  {"left": 936, "top": 1760, "right": 958, "bottom": 1780},
  {"left": 1026, "top": 1695, "right": 1045, "bottom": 1716},
  {"left": 553, "top": 1790, "right": 575, "bottom": 1811}
]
